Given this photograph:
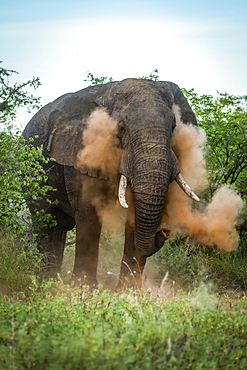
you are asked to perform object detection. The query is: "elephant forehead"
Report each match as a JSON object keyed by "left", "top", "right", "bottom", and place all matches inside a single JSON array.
[
  {"left": 111, "top": 79, "right": 172, "bottom": 107},
  {"left": 120, "top": 107, "right": 175, "bottom": 131}
]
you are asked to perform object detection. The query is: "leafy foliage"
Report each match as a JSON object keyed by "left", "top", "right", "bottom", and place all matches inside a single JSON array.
[
  {"left": 183, "top": 89, "right": 247, "bottom": 249},
  {"left": 139, "top": 68, "right": 160, "bottom": 81},
  {"left": 0, "top": 62, "right": 41, "bottom": 130},
  {"left": 0, "top": 64, "right": 56, "bottom": 290},
  {"left": 183, "top": 89, "right": 247, "bottom": 199},
  {"left": 0, "top": 282, "right": 247, "bottom": 369},
  {"left": 84, "top": 72, "right": 113, "bottom": 86},
  {"left": 0, "top": 131, "right": 55, "bottom": 240},
  {"left": 0, "top": 64, "right": 55, "bottom": 242}
]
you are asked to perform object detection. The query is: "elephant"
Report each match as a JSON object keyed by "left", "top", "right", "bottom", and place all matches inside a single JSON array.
[{"left": 22, "top": 78, "right": 199, "bottom": 288}]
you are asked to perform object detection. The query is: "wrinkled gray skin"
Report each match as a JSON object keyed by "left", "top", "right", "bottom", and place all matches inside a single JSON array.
[{"left": 22, "top": 78, "right": 197, "bottom": 287}]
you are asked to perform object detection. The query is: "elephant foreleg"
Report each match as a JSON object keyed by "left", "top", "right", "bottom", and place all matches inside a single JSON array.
[
  {"left": 118, "top": 220, "right": 145, "bottom": 288},
  {"left": 118, "top": 223, "right": 171, "bottom": 289},
  {"left": 38, "top": 226, "right": 67, "bottom": 276},
  {"left": 73, "top": 207, "right": 102, "bottom": 286}
]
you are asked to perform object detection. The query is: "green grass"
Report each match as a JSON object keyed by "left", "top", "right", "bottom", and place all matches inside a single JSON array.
[{"left": 0, "top": 280, "right": 247, "bottom": 369}]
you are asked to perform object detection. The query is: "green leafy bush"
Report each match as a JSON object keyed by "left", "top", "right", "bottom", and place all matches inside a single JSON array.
[
  {"left": 0, "top": 64, "right": 55, "bottom": 292},
  {"left": 183, "top": 89, "right": 247, "bottom": 199},
  {"left": 0, "top": 282, "right": 247, "bottom": 369},
  {"left": 183, "top": 89, "right": 247, "bottom": 252},
  {"left": 0, "top": 131, "right": 55, "bottom": 241}
]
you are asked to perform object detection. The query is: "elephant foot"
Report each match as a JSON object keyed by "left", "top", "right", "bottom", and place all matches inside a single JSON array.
[
  {"left": 70, "top": 271, "right": 98, "bottom": 288},
  {"left": 116, "top": 273, "right": 142, "bottom": 290},
  {"left": 116, "top": 257, "right": 144, "bottom": 290}
]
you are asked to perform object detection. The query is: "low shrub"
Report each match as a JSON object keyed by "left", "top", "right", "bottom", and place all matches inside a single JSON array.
[{"left": 0, "top": 281, "right": 247, "bottom": 369}]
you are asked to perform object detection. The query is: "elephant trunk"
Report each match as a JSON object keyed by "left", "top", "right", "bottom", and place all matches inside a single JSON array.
[
  {"left": 131, "top": 152, "right": 172, "bottom": 260},
  {"left": 133, "top": 185, "right": 168, "bottom": 259}
]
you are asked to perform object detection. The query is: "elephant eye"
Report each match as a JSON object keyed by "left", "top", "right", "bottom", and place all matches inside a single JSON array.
[
  {"left": 172, "top": 116, "right": 176, "bottom": 131},
  {"left": 118, "top": 122, "right": 126, "bottom": 136}
]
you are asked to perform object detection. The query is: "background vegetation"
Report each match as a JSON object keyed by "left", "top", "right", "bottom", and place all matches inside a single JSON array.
[
  {"left": 0, "top": 65, "right": 246, "bottom": 368},
  {"left": 0, "top": 63, "right": 55, "bottom": 294}
]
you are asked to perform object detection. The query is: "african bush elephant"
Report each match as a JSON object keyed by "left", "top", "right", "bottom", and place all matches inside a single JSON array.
[{"left": 22, "top": 78, "right": 199, "bottom": 287}]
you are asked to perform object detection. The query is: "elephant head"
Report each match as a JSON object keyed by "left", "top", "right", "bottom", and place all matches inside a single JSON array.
[{"left": 23, "top": 78, "right": 199, "bottom": 287}]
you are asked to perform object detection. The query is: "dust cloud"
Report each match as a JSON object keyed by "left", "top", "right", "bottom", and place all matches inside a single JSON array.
[
  {"left": 76, "top": 108, "right": 127, "bottom": 230},
  {"left": 76, "top": 108, "right": 122, "bottom": 178},
  {"left": 94, "top": 197, "right": 128, "bottom": 232},
  {"left": 161, "top": 108, "right": 244, "bottom": 251}
]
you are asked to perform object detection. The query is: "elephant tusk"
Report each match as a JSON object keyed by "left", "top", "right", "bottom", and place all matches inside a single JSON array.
[
  {"left": 175, "top": 173, "right": 200, "bottom": 202},
  {"left": 118, "top": 174, "right": 129, "bottom": 208}
]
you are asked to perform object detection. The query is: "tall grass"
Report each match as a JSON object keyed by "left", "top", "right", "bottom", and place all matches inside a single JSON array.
[
  {"left": 149, "top": 236, "right": 247, "bottom": 294},
  {"left": 0, "top": 235, "right": 41, "bottom": 295},
  {"left": 61, "top": 230, "right": 247, "bottom": 295},
  {"left": 1, "top": 230, "right": 247, "bottom": 296}
]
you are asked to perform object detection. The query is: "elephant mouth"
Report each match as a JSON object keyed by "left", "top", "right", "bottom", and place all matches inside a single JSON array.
[
  {"left": 161, "top": 228, "right": 171, "bottom": 238},
  {"left": 118, "top": 173, "right": 200, "bottom": 209},
  {"left": 154, "top": 228, "right": 171, "bottom": 250}
]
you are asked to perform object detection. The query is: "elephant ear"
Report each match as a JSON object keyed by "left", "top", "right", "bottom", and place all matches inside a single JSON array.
[
  {"left": 45, "top": 81, "right": 117, "bottom": 163},
  {"left": 47, "top": 109, "right": 87, "bottom": 167},
  {"left": 46, "top": 103, "right": 122, "bottom": 179},
  {"left": 47, "top": 109, "right": 109, "bottom": 179},
  {"left": 159, "top": 81, "right": 197, "bottom": 125}
]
